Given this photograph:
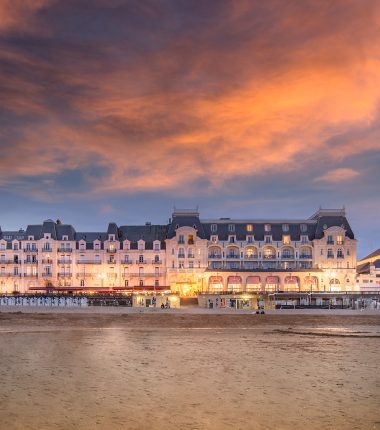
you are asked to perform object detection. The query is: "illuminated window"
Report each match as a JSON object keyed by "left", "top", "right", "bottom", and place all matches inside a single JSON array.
[
  {"left": 211, "top": 224, "right": 217, "bottom": 233},
  {"left": 336, "top": 235, "right": 344, "bottom": 245},
  {"left": 264, "top": 224, "right": 271, "bottom": 232},
  {"left": 283, "top": 235, "right": 290, "bottom": 245},
  {"left": 246, "top": 224, "right": 253, "bottom": 232}
]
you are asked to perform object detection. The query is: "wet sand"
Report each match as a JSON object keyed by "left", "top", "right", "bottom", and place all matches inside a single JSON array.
[{"left": 0, "top": 312, "right": 379, "bottom": 429}]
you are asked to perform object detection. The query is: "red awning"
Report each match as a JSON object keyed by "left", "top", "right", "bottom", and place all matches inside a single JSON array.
[
  {"left": 131, "top": 286, "right": 169, "bottom": 291},
  {"left": 209, "top": 276, "right": 223, "bottom": 283},
  {"left": 266, "top": 276, "right": 279, "bottom": 284},
  {"left": 227, "top": 276, "right": 242, "bottom": 284},
  {"left": 285, "top": 276, "right": 299, "bottom": 284},
  {"left": 304, "top": 276, "right": 318, "bottom": 285},
  {"left": 246, "top": 276, "right": 261, "bottom": 284}
]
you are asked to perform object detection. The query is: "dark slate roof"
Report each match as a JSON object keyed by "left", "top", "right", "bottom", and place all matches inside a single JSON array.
[
  {"left": 107, "top": 222, "right": 119, "bottom": 237},
  {"left": 313, "top": 216, "right": 354, "bottom": 240},
  {"left": 119, "top": 225, "right": 167, "bottom": 249},
  {"left": 167, "top": 215, "right": 206, "bottom": 239},
  {"left": 357, "top": 262, "right": 370, "bottom": 275},
  {"left": 375, "top": 260, "right": 380, "bottom": 269},
  {"left": 56, "top": 224, "right": 76, "bottom": 240},
  {"left": 41, "top": 220, "right": 58, "bottom": 239}
]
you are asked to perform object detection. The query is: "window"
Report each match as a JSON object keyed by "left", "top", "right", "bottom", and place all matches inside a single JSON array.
[
  {"left": 228, "top": 224, "right": 235, "bottom": 232},
  {"left": 211, "top": 224, "right": 217, "bottom": 233},
  {"left": 246, "top": 224, "right": 253, "bottom": 232},
  {"left": 188, "top": 248, "right": 194, "bottom": 258},
  {"left": 265, "top": 235, "right": 272, "bottom": 243},
  {"left": 211, "top": 235, "right": 218, "bottom": 243},
  {"left": 189, "top": 261, "right": 194, "bottom": 268},
  {"left": 300, "top": 224, "right": 307, "bottom": 232},
  {"left": 80, "top": 280, "right": 84, "bottom": 287},
  {"left": 327, "top": 249, "right": 334, "bottom": 258},
  {"left": 347, "top": 249, "right": 350, "bottom": 256},
  {"left": 154, "top": 279, "right": 159, "bottom": 287},
  {"left": 282, "top": 224, "right": 289, "bottom": 232},
  {"left": 13, "top": 243, "right": 18, "bottom": 250},
  {"left": 327, "top": 235, "right": 334, "bottom": 245},
  {"left": 188, "top": 235, "right": 194, "bottom": 245},
  {"left": 178, "top": 235, "right": 185, "bottom": 244},
  {"left": 264, "top": 224, "right": 271, "bottom": 232},
  {"left": 95, "top": 243, "right": 100, "bottom": 250},
  {"left": 109, "top": 235, "right": 115, "bottom": 241},
  {"left": 154, "top": 255, "right": 160, "bottom": 263},
  {"left": 154, "top": 242, "right": 160, "bottom": 251},
  {"left": 301, "top": 235, "right": 308, "bottom": 243},
  {"left": 139, "top": 255, "right": 144, "bottom": 263},
  {"left": 247, "top": 235, "right": 253, "bottom": 243},
  {"left": 138, "top": 242, "right": 145, "bottom": 250},
  {"left": 283, "top": 235, "right": 290, "bottom": 245},
  {"left": 337, "top": 248, "right": 344, "bottom": 258},
  {"left": 178, "top": 248, "right": 185, "bottom": 258},
  {"left": 229, "top": 236, "right": 235, "bottom": 243},
  {"left": 336, "top": 235, "right": 344, "bottom": 245},
  {"left": 124, "top": 280, "right": 129, "bottom": 287},
  {"left": 139, "top": 280, "right": 144, "bottom": 287}
]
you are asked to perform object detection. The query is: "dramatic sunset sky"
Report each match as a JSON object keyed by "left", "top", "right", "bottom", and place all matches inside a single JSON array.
[{"left": 1, "top": 0, "right": 379, "bottom": 257}]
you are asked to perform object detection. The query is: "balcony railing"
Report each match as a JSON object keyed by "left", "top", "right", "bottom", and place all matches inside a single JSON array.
[
  {"left": 244, "top": 255, "right": 258, "bottom": 259},
  {"left": 57, "top": 259, "right": 72, "bottom": 264},
  {"left": 58, "top": 273, "right": 72, "bottom": 277},
  {"left": 77, "top": 260, "right": 102, "bottom": 264},
  {"left": 23, "top": 248, "right": 38, "bottom": 252},
  {"left": 226, "top": 254, "right": 240, "bottom": 259},
  {"left": 42, "top": 273, "right": 53, "bottom": 277},
  {"left": 299, "top": 254, "right": 312, "bottom": 259},
  {"left": 41, "top": 248, "right": 53, "bottom": 253},
  {"left": 129, "top": 273, "right": 161, "bottom": 277},
  {"left": 0, "top": 260, "right": 21, "bottom": 264},
  {"left": 327, "top": 255, "right": 334, "bottom": 259},
  {"left": 24, "top": 273, "right": 38, "bottom": 277},
  {"left": 281, "top": 254, "right": 295, "bottom": 259},
  {"left": 121, "top": 260, "right": 133, "bottom": 265},
  {"left": 263, "top": 255, "right": 276, "bottom": 259},
  {"left": 41, "top": 259, "right": 53, "bottom": 264},
  {"left": 0, "top": 273, "right": 21, "bottom": 277},
  {"left": 107, "top": 260, "right": 117, "bottom": 264},
  {"left": 208, "top": 254, "right": 222, "bottom": 259},
  {"left": 106, "top": 248, "right": 117, "bottom": 253},
  {"left": 58, "top": 248, "right": 72, "bottom": 253},
  {"left": 178, "top": 254, "right": 186, "bottom": 258},
  {"left": 136, "top": 260, "right": 149, "bottom": 264},
  {"left": 337, "top": 255, "right": 344, "bottom": 259},
  {"left": 24, "top": 260, "right": 38, "bottom": 264}
]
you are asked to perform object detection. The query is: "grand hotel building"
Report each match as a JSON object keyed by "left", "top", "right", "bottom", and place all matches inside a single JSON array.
[{"left": 0, "top": 208, "right": 357, "bottom": 295}]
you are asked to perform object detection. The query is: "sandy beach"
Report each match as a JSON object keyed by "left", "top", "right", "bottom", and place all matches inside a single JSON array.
[{"left": 0, "top": 311, "right": 379, "bottom": 430}]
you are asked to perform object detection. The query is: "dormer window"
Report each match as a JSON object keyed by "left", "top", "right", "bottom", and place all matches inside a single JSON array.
[
  {"left": 138, "top": 241, "right": 145, "bottom": 251},
  {"left": 264, "top": 224, "right": 271, "bottom": 232},
  {"left": 300, "top": 224, "right": 307, "bottom": 232},
  {"left": 28, "top": 236, "right": 34, "bottom": 240},
  {"left": 283, "top": 235, "right": 290, "bottom": 245},
  {"left": 124, "top": 241, "right": 130, "bottom": 250},
  {"left": 336, "top": 235, "right": 344, "bottom": 245},
  {"left": 228, "top": 224, "right": 235, "bottom": 232},
  {"left": 282, "top": 224, "right": 289, "bottom": 232},
  {"left": 178, "top": 235, "right": 185, "bottom": 244},
  {"left": 301, "top": 235, "right": 308, "bottom": 243},
  {"left": 265, "top": 235, "right": 272, "bottom": 243},
  {"left": 211, "top": 235, "right": 218, "bottom": 243},
  {"left": 246, "top": 224, "right": 253, "bottom": 232},
  {"left": 211, "top": 224, "right": 217, "bottom": 233},
  {"left": 153, "top": 242, "right": 160, "bottom": 251},
  {"left": 109, "top": 235, "right": 115, "bottom": 241},
  {"left": 188, "top": 235, "right": 194, "bottom": 245},
  {"left": 229, "top": 235, "right": 236, "bottom": 243},
  {"left": 94, "top": 243, "right": 100, "bottom": 250},
  {"left": 62, "top": 235, "right": 68, "bottom": 241},
  {"left": 246, "top": 235, "right": 253, "bottom": 243}
]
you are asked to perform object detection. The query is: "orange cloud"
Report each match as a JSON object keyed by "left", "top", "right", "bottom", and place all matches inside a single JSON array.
[{"left": 0, "top": 0, "right": 379, "bottom": 198}]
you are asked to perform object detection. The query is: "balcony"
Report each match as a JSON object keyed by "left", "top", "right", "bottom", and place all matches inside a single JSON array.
[
  {"left": 263, "top": 254, "right": 276, "bottom": 259},
  {"left": 327, "top": 240, "right": 334, "bottom": 245},
  {"left": 153, "top": 259, "right": 162, "bottom": 264},
  {"left": 24, "top": 273, "right": 38, "bottom": 277},
  {"left": 208, "top": 254, "right": 222, "bottom": 259},
  {"left": 244, "top": 255, "right": 258, "bottom": 260},
  {"left": 58, "top": 273, "right": 72, "bottom": 277},
  {"left": 0, "top": 273, "right": 20, "bottom": 277},
  {"left": 41, "top": 248, "right": 53, "bottom": 253},
  {"left": 178, "top": 254, "right": 186, "bottom": 259},
  {"left": 57, "top": 259, "right": 72, "bottom": 264},
  {"left": 327, "top": 254, "right": 334, "bottom": 259},
  {"left": 77, "top": 260, "right": 102, "bottom": 264},
  {"left": 42, "top": 273, "right": 53, "bottom": 278},
  {"left": 226, "top": 254, "right": 240, "bottom": 259},
  {"left": 0, "top": 260, "right": 21, "bottom": 264},
  {"left": 58, "top": 248, "right": 72, "bottom": 253},
  {"left": 129, "top": 273, "right": 161, "bottom": 277},
  {"left": 299, "top": 254, "right": 312, "bottom": 259},
  {"left": 76, "top": 273, "right": 94, "bottom": 278},
  {"left": 24, "top": 260, "right": 38, "bottom": 264},
  {"left": 208, "top": 262, "right": 223, "bottom": 269},
  {"left": 188, "top": 239, "right": 194, "bottom": 245},
  {"left": 135, "top": 260, "right": 149, "bottom": 264},
  {"left": 281, "top": 254, "right": 295, "bottom": 260},
  {"left": 121, "top": 260, "right": 133, "bottom": 265},
  {"left": 107, "top": 260, "right": 117, "bottom": 264},
  {"left": 41, "top": 259, "right": 54, "bottom": 264},
  {"left": 23, "top": 248, "right": 38, "bottom": 252},
  {"left": 106, "top": 248, "right": 117, "bottom": 253},
  {"left": 337, "top": 254, "right": 344, "bottom": 259}
]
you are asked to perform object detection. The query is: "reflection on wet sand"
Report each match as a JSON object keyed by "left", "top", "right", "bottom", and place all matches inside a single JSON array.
[{"left": 0, "top": 313, "right": 379, "bottom": 430}]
